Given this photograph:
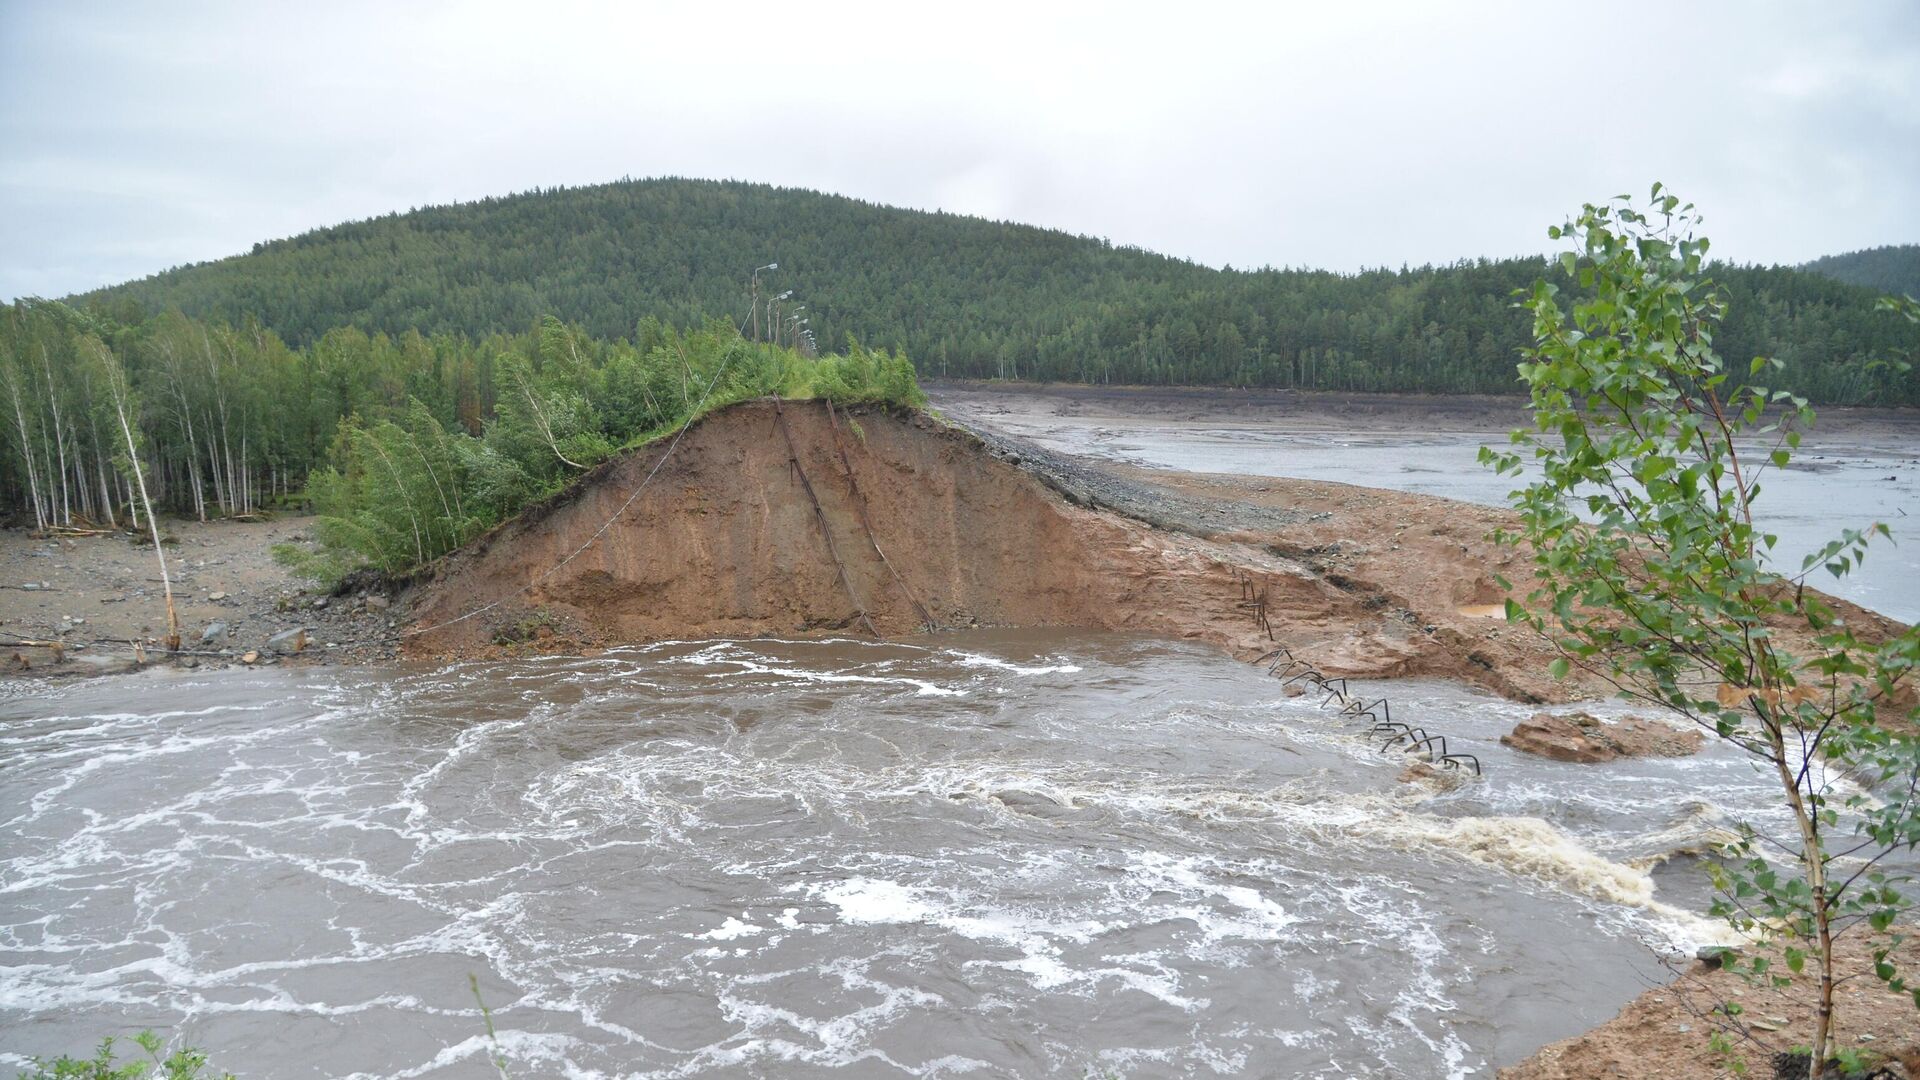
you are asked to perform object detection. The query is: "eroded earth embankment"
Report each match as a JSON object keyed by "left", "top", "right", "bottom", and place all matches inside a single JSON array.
[{"left": 403, "top": 400, "right": 1572, "bottom": 701}]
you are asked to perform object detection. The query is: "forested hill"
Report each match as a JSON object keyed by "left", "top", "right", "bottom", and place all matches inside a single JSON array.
[
  {"left": 1800, "top": 244, "right": 1920, "bottom": 302},
  {"left": 80, "top": 178, "right": 1920, "bottom": 403}
]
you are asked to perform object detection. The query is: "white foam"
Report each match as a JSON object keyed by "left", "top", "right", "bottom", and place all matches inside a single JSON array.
[
  {"left": 946, "top": 650, "right": 1083, "bottom": 676},
  {"left": 816, "top": 878, "right": 933, "bottom": 925},
  {"left": 700, "top": 917, "right": 765, "bottom": 941}
]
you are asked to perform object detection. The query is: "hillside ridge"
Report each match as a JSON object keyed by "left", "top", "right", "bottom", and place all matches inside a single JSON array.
[{"left": 80, "top": 177, "right": 1920, "bottom": 403}]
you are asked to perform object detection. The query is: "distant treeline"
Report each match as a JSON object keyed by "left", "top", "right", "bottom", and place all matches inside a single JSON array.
[
  {"left": 0, "top": 301, "right": 922, "bottom": 579},
  {"left": 1799, "top": 244, "right": 1920, "bottom": 303},
  {"left": 79, "top": 178, "right": 1920, "bottom": 403}
]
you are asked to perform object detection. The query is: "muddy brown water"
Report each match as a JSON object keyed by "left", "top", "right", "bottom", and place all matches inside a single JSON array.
[{"left": 1, "top": 632, "right": 1808, "bottom": 1077}]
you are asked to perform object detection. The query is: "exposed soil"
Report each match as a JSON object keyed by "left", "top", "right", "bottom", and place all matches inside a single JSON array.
[
  {"left": 399, "top": 399, "right": 1581, "bottom": 702},
  {"left": 0, "top": 516, "right": 398, "bottom": 681},
  {"left": 1499, "top": 931, "right": 1920, "bottom": 1080},
  {"left": 1502, "top": 712, "right": 1708, "bottom": 764}
]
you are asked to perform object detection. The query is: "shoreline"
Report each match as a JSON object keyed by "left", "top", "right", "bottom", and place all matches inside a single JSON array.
[
  {"left": 5, "top": 393, "right": 1917, "bottom": 1074},
  {"left": 922, "top": 378, "right": 1920, "bottom": 444},
  {"left": 0, "top": 516, "right": 397, "bottom": 682}
]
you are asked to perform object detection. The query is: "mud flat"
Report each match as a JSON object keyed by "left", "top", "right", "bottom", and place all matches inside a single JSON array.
[
  {"left": 0, "top": 516, "right": 397, "bottom": 681},
  {"left": 928, "top": 381, "right": 1920, "bottom": 624},
  {"left": 924, "top": 379, "right": 1920, "bottom": 444}
]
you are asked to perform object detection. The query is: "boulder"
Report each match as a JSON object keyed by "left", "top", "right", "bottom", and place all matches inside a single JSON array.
[
  {"left": 199, "top": 620, "right": 228, "bottom": 645},
  {"left": 1501, "top": 712, "right": 1706, "bottom": 764},
  {"left": 266, "top": 628, "right": 308, "bottom": 655}
]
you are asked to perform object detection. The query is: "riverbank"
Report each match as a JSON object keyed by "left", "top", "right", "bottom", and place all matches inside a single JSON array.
[
  {"left": 398, "top": 399, "right": 1592, "bottom": 704},
  {"left": 1499, "top": 931, "right": 1920, "bottom": 1079},
  {"left": 5, "top": 395, "right": 1915, "bottom": 1075},
  {"left": 0, "top": 516, "right": 398, "bottom": 680}
]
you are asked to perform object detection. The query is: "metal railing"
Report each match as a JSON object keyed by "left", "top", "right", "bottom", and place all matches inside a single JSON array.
[{"left": 1236, "top": 571, "right": 1480, "bottom": 775}]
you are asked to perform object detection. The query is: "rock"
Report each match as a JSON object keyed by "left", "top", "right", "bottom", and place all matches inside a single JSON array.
[
  {"left": 266, "top": 628, "right": 308, "bottom": 655},
  {"left": 240, "top": 651, "right": 259, "bottom": 664},
  {"left": 1283, "top": 684, "right": 1306, "bottom": 698},
  {"left": 199, "top": 620, "right": 228, "bottom": 645},
  {"left": 366, "top": 595, "right": 391, "bottom": 611},
  {"left": 1501, "top": 711, "right": 1706, "bottom": 764},
  {"left": 311, "top": 597, "right": 329, "bottom": 610},
  {"left": 20, "top": 582, "right": 39, "bottom": 591},
  {"left": 1696, "top": 945, "right": 1736, "bottom": 969},
  {"left": 208, "top": 591, "right": 228, "bottom": 601}
]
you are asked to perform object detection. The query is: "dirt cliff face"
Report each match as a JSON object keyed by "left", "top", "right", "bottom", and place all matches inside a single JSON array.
[
  {"left": 400, "top": 399, "right": 1911, "bottom": 707},
  {"left": 404, "top": 400, "right": 1539, "bottom": 692}
]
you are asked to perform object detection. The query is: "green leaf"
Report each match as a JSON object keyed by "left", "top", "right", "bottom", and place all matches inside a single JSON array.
[{"left": 1548, "top": 658, "right": 1570, "bottom": 680}]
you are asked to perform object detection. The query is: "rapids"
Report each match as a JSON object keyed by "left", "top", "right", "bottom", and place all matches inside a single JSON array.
[{"left": 0, "top": 632, "right": 1800, "bottom": 1077}]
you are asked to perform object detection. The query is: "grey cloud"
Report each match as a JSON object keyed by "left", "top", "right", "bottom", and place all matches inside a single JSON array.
[{"left": 2, "top": 0, "right": 1915, "bottom": 302}]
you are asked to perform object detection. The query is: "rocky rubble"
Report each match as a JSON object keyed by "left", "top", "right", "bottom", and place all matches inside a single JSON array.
[
  {"left": 1500, "top": 711, "right": 1706, "bottom": 763},
  {"left": 1, "top": 518, "right": 403, "bottom": 678}
]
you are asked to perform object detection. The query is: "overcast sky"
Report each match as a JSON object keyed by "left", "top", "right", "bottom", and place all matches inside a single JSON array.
[{"left": 2, "top": 1, "right": 1916, "bottom": 302}]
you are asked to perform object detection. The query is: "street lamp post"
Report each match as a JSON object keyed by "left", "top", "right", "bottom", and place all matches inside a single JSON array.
[
  {"left": 768, "top": 290, "right": 793, "bottom": 346},
  {"left": 749, "top": 262, "right": 777, "bottom": 342}
]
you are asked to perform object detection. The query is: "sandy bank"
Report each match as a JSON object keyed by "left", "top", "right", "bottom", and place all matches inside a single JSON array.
[
  {"left": 1500, "top": 932, "right": 1920, "bottom": 1079},
  {"left": 400, "top": 399, "right": 1579, "bottom": 702}
]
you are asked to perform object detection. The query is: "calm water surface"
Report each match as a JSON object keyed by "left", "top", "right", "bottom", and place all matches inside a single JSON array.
[{"left": 2, "top": 634, "right": 1795, "bottom": 1077}]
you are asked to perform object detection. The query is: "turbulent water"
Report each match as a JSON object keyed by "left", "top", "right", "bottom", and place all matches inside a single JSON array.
[{"left": 0, "top": 633, "right": 1801, "bottom": 1077}]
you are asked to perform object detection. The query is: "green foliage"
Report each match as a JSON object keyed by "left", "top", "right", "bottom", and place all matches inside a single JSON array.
[
  {"left": 1484, "top": 187, "right": 1920, "bottom": 1075},
  {"left": 18, "top": 1030, "right": 232, "bottom": 1080},
  {"left": 271, "top": 322, "right": 927, "bottom": 579},
  {"left": 468, "top": 973, "right": 510, "bottom": 1079},
  {"left": 808, "top": 340, "right": 928, "bottom": 409},
  {"left": 72, "top": 177, "right": 1920, "bottom": 402}
]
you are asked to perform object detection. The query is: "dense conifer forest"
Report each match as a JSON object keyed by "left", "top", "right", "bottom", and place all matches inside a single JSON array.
[
  {"left": 79, "top": 178, "right": 1919, "bottom": 403},
  {"left": 1799, "top": 243, "right": 1920, "bottom": 303},
  {"left": 8, "top": 179, "right": 1915, "bottom": 566}
]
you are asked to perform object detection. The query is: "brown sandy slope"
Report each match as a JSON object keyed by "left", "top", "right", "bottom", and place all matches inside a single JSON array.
[{"left": 402, "top": 400, "right": 1572, "bottom": 700}]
